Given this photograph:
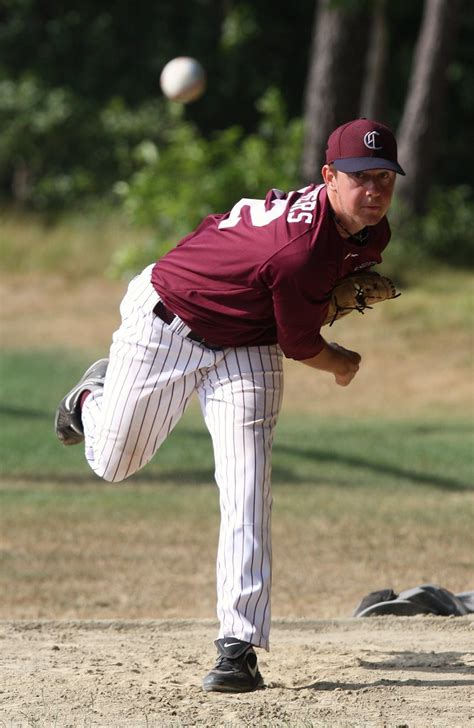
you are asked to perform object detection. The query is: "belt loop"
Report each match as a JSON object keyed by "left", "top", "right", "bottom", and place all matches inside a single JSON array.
[
  {"left": 154, "top": 300, "right": 191, "bottom": 337},
  {"left": 167, "top": 316, "right": 192, "bottom": 337}
]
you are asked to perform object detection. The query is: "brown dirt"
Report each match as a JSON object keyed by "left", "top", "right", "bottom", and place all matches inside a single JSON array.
[
  {"left": 0, "top": 273, "right": 125, "bottom": 352},
  {"left": 1, "top": 617, "right": 472, "bottom": 727}
]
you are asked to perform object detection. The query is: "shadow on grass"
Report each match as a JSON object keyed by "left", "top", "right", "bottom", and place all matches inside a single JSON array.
[
  {"left": 4, "top": 455, "right": 471, "bottom": 493},
  {"left": 1, "top": 412, "right": 472, "bottom": 491},
  {"left": 273, "top": 442, "right": 472, "bottom": 491},
  {"left": 0, "top": 404, "right": 51, "bottom": 419},
  {"left": 2, "top": 403, "right": 473, "bottom": 435}
]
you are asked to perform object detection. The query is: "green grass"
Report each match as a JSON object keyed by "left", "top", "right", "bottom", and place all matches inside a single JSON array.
[
  {"left": 1, "top": 348, "right": 472, "bottom": 620},
  {"left": 1, "top": 349, "right": 473, "bottom": 490}
]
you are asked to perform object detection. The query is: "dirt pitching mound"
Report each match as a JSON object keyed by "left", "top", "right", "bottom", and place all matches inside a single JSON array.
[{"left": 1, "top": 616, "right": 472, "bottom": 727}]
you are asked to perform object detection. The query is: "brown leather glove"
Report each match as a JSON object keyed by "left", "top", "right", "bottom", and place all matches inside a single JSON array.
[{"left": 324, "top": 271, "right": 401, "bottom": 326}]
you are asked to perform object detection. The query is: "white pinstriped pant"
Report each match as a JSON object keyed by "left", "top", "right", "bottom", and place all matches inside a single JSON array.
[{"left": 82, "top": 265, "right": 284, "bottom": 649}]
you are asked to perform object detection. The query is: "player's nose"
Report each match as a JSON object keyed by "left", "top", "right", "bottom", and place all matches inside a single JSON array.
[{"left": 365, "top": 179, "right": 381, "bottom": 195}]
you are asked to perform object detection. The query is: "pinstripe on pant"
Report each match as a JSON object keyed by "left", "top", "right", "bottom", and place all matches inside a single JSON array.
[{"left": 82, "top": 265, "right": 284, "bottom": 649}]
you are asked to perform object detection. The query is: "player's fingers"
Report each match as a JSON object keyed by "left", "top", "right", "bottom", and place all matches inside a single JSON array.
[
  {"left": 335, "top": 368, "right": 358, "bottom": 386},
  {"left": 330, "top": 342, "right": 362, "bottom": 364},
  {"left": 347, "top": 350, "right": 362, "bottom": 365}
]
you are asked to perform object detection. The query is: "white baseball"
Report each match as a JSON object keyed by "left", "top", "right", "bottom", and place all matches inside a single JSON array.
[{"left": 160, "top": 57, "right": 206, "bottom": 103}]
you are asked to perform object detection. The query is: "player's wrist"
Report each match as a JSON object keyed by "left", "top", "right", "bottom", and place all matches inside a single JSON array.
[{"left": 301, "top": 340, "right": 341, "bottom": 373}]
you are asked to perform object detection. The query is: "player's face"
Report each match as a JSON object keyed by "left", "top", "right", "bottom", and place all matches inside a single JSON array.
[{"left": 324, "top": 166, "right": 396, "bottom": 232}]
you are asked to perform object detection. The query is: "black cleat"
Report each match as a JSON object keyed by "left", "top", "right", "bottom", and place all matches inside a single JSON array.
[
  {"left": 54, "top": 359, "right": 108, "bottom": 445},
  {"left": 202, "top": 638, "right": 264, "bottom": 693}
]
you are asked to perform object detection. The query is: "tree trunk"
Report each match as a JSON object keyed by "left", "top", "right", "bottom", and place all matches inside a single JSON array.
[
  {"left": 396, "top": 0, "right": 460, "bottom": 215},
  {"left": 359, "top": 0, "right": 388, "bottom": 121},
  {"left": 300, "top": 0, "right": 370, "bottom": 184}
]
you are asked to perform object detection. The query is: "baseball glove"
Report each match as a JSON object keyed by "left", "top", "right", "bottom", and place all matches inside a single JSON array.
[{"left": 323, "top": 271, "right": 400, "bottom": 326}]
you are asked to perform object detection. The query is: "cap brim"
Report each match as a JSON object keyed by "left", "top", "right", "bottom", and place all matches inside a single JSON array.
[{"left": 333, "top": 157, "right": 405, "bottom": 175}]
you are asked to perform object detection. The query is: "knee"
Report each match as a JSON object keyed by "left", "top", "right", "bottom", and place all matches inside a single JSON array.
[
  {"left": 87, "top": 449, "right": 137, "bottom": 483},
  {"left": 86, "top": 430, "right": 162, "bottom": 482},
  {"left": 100, "top": 470, "right": 128, "bottom": 484}
]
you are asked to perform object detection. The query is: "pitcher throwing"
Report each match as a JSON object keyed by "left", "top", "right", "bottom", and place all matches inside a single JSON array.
[{"left": 55, "top": 118, "right": 404, "bottom": 692}]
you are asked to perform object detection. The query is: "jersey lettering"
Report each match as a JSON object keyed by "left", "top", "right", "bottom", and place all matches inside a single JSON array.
[
  {"left": 218, "top": 185, "right": 324, "bottom": 231},
  {"left": 287, "top": 211, "right": 312, "bottom": 224},
  {"left": 286, "top": 186, "right": 323, "bottom": 224},
  {"left": 218, "top": 198, "right": 287, "bottom": 229}
]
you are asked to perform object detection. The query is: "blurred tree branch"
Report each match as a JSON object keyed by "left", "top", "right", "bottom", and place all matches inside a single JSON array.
[
  {"left": 360, "top": 0, "right": 388, "bottom": 120},
  {"left": 300, "top": 0, "right": 369, "bottom": 184},
  {"left": 396, "top": 0, "right": 461, "bottom": 215}
]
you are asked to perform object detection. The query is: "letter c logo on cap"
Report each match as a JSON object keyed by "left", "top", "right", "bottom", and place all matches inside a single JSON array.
[{"left": 364, "top": 131, "right": 383, "bottom": 150}]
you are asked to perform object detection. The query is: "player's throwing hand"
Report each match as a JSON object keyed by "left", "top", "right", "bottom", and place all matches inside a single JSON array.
[{"left": 328, "top": 342, "right": 361, "bottom": 386}]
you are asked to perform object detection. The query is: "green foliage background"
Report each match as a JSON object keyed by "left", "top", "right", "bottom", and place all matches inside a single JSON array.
[{"left": 1, "top": 1, "right": 473, "bottom": 272}]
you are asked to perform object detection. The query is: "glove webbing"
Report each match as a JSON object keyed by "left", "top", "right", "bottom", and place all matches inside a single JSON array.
[
  {"left": 328, "top": 285, "right": 373, "bottom": 326},
  {"left": 329, "top": 284, "right": 401, "bottom": 326}
]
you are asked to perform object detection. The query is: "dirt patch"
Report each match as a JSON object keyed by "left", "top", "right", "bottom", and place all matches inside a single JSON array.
[
  {"left": 0, "top": 273, "right": 124, "bottom": 352},
  {"left": 1, "top": 617, "right": 472, "bottom": 727}
]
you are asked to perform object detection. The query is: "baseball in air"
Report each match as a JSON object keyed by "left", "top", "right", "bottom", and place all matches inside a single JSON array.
[{"left": 160, "top": 57, "right": 206, "bottom": 103}]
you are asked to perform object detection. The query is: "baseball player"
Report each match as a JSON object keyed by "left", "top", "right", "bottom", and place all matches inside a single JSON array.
[{"left": 55, "top": 118, "right": 405, "bottom": 692}]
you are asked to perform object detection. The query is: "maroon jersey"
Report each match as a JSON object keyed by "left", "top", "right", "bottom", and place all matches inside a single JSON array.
[{"left": 151, "top": 184, "right": 390, "bottom": 359}]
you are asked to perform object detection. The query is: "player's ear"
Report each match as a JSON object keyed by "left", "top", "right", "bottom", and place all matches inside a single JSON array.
[{"left": 322, "top": 164, "right": 337, "bottom": 190}]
